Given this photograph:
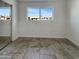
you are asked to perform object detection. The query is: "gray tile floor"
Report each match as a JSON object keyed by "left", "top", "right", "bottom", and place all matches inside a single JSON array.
[
  {"left": 0, "top": 37, "right": 11, "bottom": 50},
  {"left": 0, "top": 38, "right": 79, "bottom": 59}
]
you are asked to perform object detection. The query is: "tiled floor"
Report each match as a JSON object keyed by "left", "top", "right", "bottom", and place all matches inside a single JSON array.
[
  {"left": 0, "top": 38, "right": 79, "bottom": 59},
  {"left": 0, "top": 37, "right": 11, "bottom": 50}
]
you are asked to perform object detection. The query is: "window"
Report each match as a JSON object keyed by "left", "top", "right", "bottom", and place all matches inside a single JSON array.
[
  {"left": 0, "top": 7, "right": 11, "bottom": 21},
  {"left": 27, "top": 7, "right": 54, "bottom": 20}
]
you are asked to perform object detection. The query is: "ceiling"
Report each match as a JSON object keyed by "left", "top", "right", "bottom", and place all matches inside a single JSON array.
[{"left": 0, "top": 1, "right": 10, "bottom": 7}]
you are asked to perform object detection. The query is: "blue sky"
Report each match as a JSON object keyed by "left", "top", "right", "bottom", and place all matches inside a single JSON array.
[
  {"left": 0, "top": 7, "right": 11, "bottom": 16},
  {"left": 27, "top": 8, "right": 39, "bottom": 17},
  {"left": 41, "top": 8, "right": 54, "bottom": 17},
  {"left": 27, "top": 8, "right": 54, "bottom": 17}
]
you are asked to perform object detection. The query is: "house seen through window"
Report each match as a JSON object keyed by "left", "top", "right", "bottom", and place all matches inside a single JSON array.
[{"left": 27, "top": 8, "right": 54, "bottom": 20}]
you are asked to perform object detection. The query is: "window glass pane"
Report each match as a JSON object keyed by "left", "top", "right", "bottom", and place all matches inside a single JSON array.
[
  {"left": 41, "top": 8, "right": 54, "bottom": 20},
  {"left": 27, "top": 8, "right": 39, "bottom": 20},
  {"left": 0, "top": 7, "right": 11, "bottom": 20},
  {"left": 0, "top": 7, "right": 11, "bottom": 16}
]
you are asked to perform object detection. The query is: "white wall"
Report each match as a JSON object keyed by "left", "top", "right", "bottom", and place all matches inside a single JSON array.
[
  {"left": 66, "top": 0, "right": 79, "bottom": 46},
  {"left": 18, "top": 0, "right": 66, "bottom": 38},
  {"left": 2, "top": 0, "right": 18, "bottom": 41}
]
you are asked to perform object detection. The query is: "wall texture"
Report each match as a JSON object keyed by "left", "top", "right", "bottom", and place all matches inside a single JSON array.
[{"left": 66, "top": 0, "right": 79, "bottom": 46}]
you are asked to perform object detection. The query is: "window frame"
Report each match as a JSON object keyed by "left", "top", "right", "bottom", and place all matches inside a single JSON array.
[{"left": 26, "top": 7, "right": 54, "bottom": 21}]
